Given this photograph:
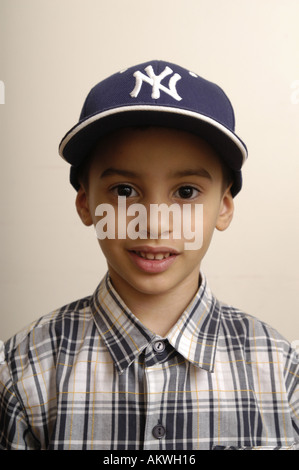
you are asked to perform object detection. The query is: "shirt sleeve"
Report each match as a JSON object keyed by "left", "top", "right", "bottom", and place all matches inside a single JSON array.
[
  {"left": 0, "top": 341, "right": 39, "bottom": 450},
  {"left": 284, "top": 343, "right": 299, "bottom": 449}
]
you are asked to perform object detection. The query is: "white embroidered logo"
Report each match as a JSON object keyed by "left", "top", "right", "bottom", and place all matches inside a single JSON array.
[{"left": 130, "top": 65, "right": 182, "bottom": 101}]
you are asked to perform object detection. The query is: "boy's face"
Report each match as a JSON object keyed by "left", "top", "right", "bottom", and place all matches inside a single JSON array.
[{"left": 76, "top": 127, "right": 234, "bottom": 300}]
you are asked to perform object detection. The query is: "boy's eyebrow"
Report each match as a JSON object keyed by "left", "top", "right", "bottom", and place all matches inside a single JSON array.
[
  {"left": 100, "top": 167, "right": 213, "bottom": 180},
  {"left": 171, "top": 168, "right": 213, "bottom": 180},
  {"left": 100, "top": 168, "right": 139, "bottom": 179}
]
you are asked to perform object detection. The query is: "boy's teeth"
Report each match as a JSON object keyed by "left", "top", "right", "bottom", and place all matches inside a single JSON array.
[{"left": 137, "top": 251, "right": 172, "bottom": 260}]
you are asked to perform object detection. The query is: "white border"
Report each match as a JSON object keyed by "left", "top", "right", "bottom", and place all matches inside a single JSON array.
[{"left": 59, "top": 105, "right": 248, "bottom": 165}]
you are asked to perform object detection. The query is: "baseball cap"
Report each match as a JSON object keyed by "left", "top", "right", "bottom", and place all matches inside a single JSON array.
[{"left": 59, "top": 60, "right": 247, "bottom": 196}]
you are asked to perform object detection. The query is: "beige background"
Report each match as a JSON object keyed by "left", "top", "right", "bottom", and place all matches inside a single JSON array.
[{"left": 0, "top": 0, "right": 298, "bottom": 345}]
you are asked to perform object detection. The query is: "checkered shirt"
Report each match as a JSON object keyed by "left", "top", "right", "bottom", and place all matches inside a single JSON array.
[{"left": 1, "top": 273, "right": 298, "bottom": 450}]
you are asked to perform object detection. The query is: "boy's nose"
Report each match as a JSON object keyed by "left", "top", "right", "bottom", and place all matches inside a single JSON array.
[{"left": 139, "top": 200, "right": 175, "bottom": 240}]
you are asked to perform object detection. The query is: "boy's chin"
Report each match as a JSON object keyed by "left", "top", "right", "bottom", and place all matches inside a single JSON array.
[{"left": 109, "top": 267, "right": 192, "bottom": 298}]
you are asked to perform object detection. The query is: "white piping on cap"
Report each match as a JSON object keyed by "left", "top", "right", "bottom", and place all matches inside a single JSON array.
[{"left": 59, "top": 105, "right": 248, "bottom": 166}]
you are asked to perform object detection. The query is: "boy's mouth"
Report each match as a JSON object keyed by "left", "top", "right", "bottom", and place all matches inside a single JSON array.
[
  {"left": 128, "top": 246, "right": 179, "bottom": 273},
  {"left": 132, "top": 251, "right": 174, "bottom": 260}
]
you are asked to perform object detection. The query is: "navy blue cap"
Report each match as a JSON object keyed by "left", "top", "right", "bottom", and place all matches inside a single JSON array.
[{"left": 59, "top": 60, "right": 247, "bottom": 196}]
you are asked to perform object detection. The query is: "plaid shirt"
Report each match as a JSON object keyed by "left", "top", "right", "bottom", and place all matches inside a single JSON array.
[{"left": 1, "top": 273, "right": 298, "bottom": 450}]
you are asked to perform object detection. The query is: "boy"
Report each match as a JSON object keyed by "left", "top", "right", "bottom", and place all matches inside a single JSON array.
[{"left": 0, "top": 60, "right": 298, "bottom": 450}]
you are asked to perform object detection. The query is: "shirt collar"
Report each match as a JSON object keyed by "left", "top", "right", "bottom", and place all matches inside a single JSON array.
[
  {"left": 166, "top": 274, "right": 221, "bottom": 373},
  {"left": 90, "top": 272, "right": 221, "bottom": 374}
]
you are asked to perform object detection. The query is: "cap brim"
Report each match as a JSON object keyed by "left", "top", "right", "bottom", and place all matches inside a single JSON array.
[{"left": 59, "top": 105, "right": 247, "bottom": 196}]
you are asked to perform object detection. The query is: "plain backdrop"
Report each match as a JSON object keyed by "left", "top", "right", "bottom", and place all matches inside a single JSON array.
[{"left": 0, "top": 0, "right": 298, "bottom": 346}]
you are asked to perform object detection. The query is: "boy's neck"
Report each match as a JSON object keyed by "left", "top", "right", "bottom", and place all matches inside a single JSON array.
[{"left": 107, "top": 269, "right": 201, "bottom": 337}]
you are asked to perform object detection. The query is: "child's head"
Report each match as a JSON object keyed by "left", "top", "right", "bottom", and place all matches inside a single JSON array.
[
  {"left": 74, "top": 125, "right": 234, "bottom": 297},
  {"left": 58, "top": 60, "right": 247, "bottom": 297}
]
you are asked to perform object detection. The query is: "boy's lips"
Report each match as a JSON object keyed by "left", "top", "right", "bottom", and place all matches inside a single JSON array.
[{"left": 128, "top": 245, "right": 180, "bottom": 273}]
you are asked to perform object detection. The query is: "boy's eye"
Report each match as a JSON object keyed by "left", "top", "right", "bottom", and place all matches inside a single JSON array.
[
  {"left": 112, "top": 184, "right": 138, "bottom": 198},
  {"left": 174, "top": 186, "right": 199, "bottom": 199}
]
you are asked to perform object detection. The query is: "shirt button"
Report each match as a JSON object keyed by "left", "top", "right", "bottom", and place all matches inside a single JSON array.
[
  {"left": 152, "top": 424, "right": 166, "bottom": 439},
  {"left": 153, "top": 340, "right": 165, "bottom": 353}
]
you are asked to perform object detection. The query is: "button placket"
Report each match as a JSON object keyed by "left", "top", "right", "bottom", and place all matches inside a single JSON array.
[{"left": 143, "top": 346, "right": 168, "bottom": 449}]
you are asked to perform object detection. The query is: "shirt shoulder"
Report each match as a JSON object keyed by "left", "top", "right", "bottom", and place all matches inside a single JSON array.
[
  {"left": 2, "top": 294, "right": 93, "bottom": 375},
  {"left": 218, "top": 300, "right": 294, "bottom": 350},
  {"left": 217, "top": 300, "right": 299, "bottom": 385},
  {"left": 0, "top": 293, "right": 96, "bottom": 450}
]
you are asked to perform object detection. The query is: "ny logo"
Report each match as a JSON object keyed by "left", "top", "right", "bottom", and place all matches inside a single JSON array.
[{"left": 130, "top": 65, "right": 182, "bottom": 101}]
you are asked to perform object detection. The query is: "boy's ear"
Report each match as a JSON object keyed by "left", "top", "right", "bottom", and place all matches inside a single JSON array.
[
  {"left": 216, "top": 186, "right": 234, "bottom": 232},
  {"left": 75, "top": 186, "right": 93, "bottom": 226}
]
